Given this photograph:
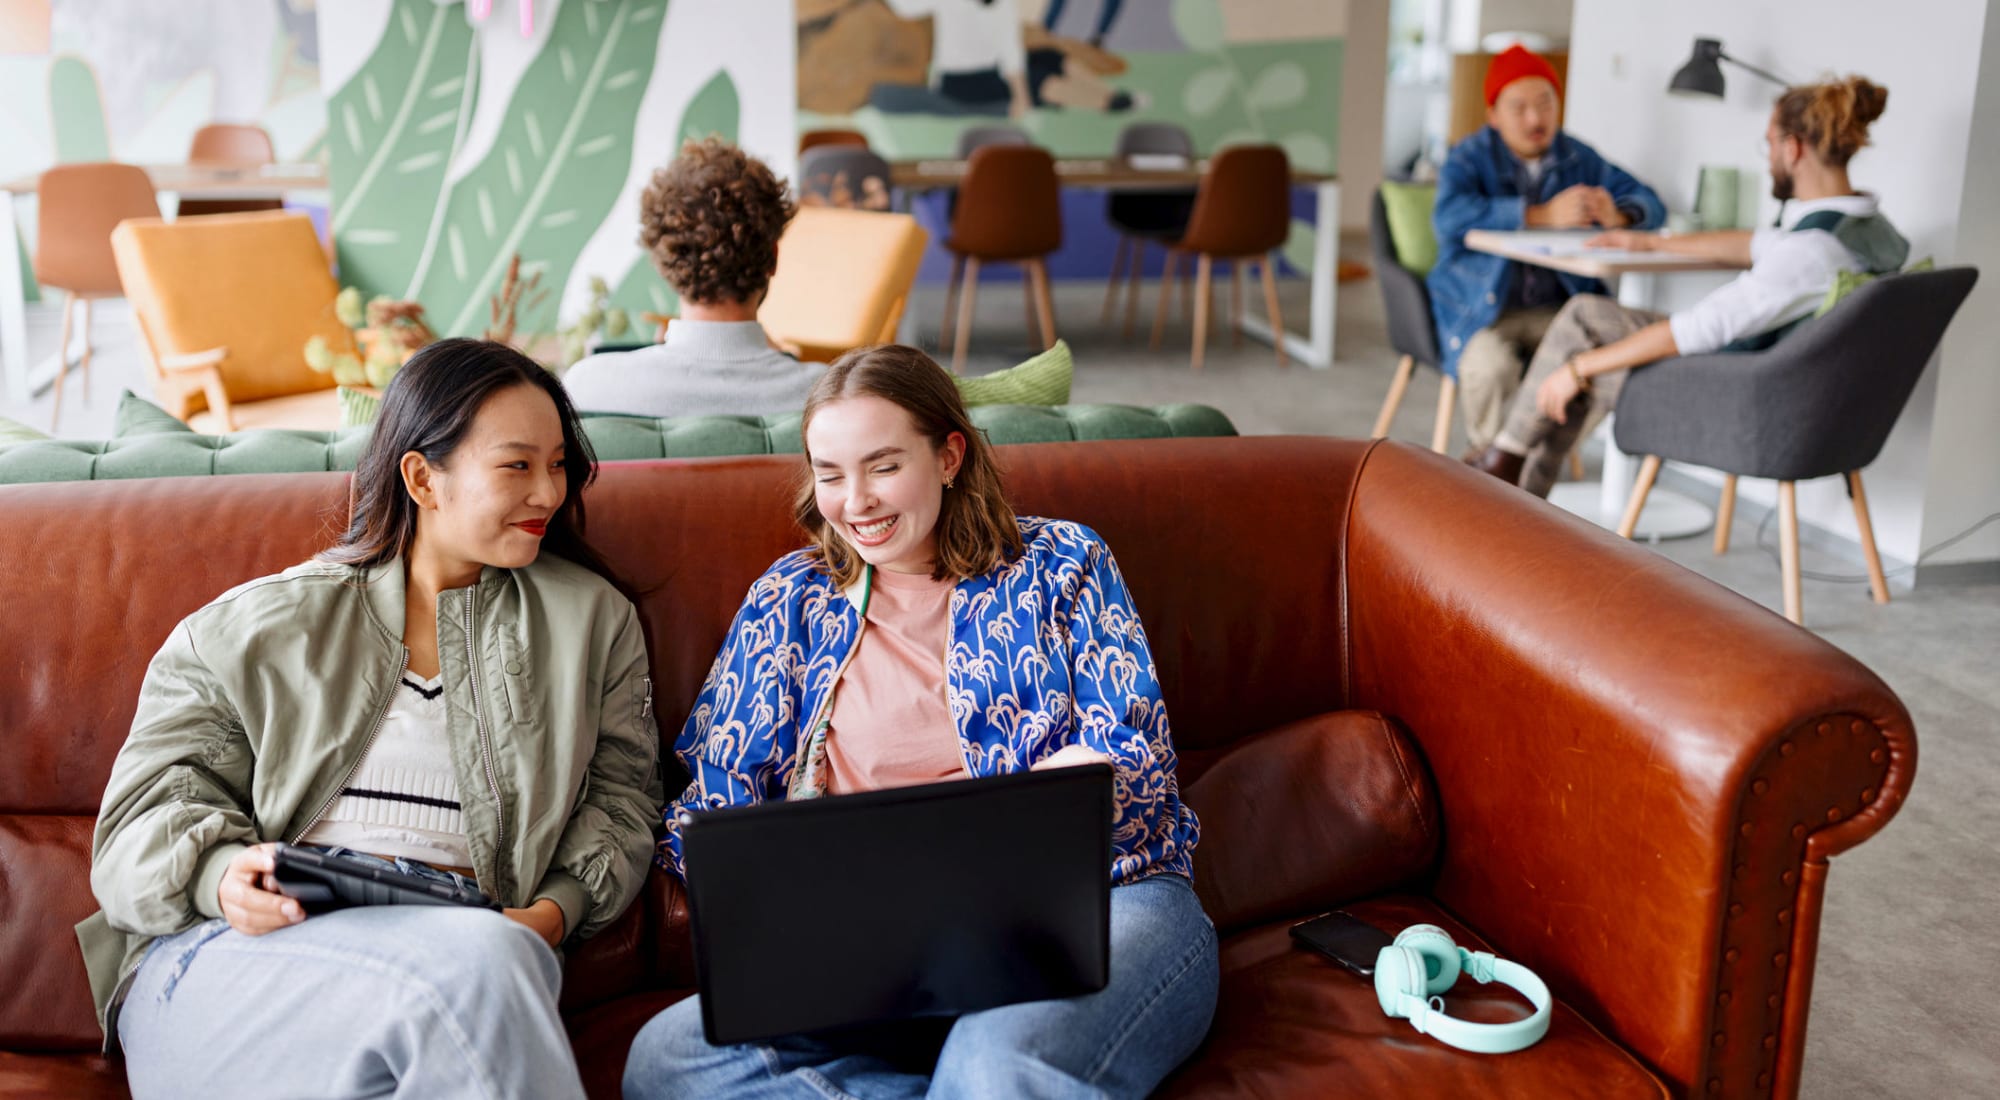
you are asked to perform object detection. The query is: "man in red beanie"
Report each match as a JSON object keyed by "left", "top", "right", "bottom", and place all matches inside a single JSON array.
[{"left": 1425, "top": 44, "right": 1664, "bottom": 457}]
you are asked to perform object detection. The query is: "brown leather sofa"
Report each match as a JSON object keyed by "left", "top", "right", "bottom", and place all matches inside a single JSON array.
[{"left": 0, "top": 437, "right": 1914, "bottom": 1099}]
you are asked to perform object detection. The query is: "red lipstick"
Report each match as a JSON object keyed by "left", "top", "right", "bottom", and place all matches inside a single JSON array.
[{"left": 514, "top": 519, "right": 548, "bottom": 537}]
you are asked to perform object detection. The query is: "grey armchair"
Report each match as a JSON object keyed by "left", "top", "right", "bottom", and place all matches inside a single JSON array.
[
  {"left": 1366, "top": 187, "right": 1453, "bottom": 452},
  {"left": 1613, "top": 266, "right": 1979, "bottom": 624}
]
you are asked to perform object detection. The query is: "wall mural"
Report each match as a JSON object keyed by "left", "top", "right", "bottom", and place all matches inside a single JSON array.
[
  {"left": 319, "top": 0, "right": 794, "bottom": 340},
  {"left": 798, "top": 0, "right": 1343, "bottom": 279}
]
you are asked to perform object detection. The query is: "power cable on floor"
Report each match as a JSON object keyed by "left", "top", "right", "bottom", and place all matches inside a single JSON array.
[{"left": 1752, "top": 509, "right": 2000, "bottom": 583}]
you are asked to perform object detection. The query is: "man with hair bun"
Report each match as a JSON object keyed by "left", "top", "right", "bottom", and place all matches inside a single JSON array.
[
  {"left": 1467, "top": 75, "right": 1907, "bottom": 497},
  {"left": 564, "top": 138, "right": 822, "bottom": 418},
  {"left": 1430, "top": 44, "right": 1667, "bottom": 456}
]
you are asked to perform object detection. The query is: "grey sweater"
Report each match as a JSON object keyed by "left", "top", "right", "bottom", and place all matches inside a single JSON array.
[{"left": 561, "top": 320, "right": 823, "bottom": 418}]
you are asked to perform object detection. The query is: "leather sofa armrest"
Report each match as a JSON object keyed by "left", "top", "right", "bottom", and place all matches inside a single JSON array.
[{"left": 1340, "top": 441, "right": 1915, "bottom": 1098}]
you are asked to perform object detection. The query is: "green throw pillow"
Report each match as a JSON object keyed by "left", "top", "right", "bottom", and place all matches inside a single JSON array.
[
  {"left": 1815, "top": 256, "right": 1935, "bottom": 317},
  {"left": 0, "top": 415, "right": 50, "bottom": 445},
  {"left": 338, "top": 386, "right": 382, "bottom": 428},
  {"left": 113, "top": 390, "right": 194, "bottom": 437},
  {"left": 1380, "top": 181, "right": 1439, "bottom": 276},
  {"left": 955, "top": 340, "right": 1073, "bottom": 407}
]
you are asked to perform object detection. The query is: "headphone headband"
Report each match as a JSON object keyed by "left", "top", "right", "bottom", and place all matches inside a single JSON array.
[{"left": 1374, "top": 931, "right": 1552, "bottom": 1054}]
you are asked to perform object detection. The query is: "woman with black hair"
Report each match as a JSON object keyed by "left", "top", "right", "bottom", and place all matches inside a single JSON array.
[{"left": 79, "top": 338, "right": 662, "bottom": 1099}]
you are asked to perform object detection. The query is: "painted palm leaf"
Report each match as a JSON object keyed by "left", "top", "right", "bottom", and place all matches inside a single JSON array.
[
  {"left": 418, "top": 0, "right": 671, "bottom": 337},
  {"left": 327, "top": 0, "right": 478, "bottom": 304}
]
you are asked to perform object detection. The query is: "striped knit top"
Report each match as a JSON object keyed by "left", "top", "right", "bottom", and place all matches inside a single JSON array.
[{"left": 299, "top": 672, "right": 472, "bottom": 869}]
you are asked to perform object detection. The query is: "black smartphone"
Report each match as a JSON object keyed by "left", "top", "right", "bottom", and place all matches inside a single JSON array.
[{"left": 1290, "top": 910, "right": 1395, "bottom": 976}]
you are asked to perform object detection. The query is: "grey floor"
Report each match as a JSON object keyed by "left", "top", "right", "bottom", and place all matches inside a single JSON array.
[{"left": 6, "top": 261, "right": 1995, "bottom": 1098}]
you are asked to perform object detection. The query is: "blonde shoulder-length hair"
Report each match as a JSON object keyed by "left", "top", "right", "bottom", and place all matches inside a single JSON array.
[{"left": 794, "top": 344, "right": 1024, "bottom": 588}]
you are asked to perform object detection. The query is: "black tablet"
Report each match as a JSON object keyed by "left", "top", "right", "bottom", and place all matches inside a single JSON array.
[{"left": 268, "top": 843, "right": 498, "bottom": 913}]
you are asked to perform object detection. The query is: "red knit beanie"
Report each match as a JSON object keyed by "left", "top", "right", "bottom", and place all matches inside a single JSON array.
[{"left": 1484, "top": 45, "right": 1561, "bottom": 106}]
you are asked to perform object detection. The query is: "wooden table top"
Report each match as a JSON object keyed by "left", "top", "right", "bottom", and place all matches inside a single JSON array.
[
  {"left": 1464, "top": 229, "right": 1746, "bottom": 278},
  {"left": 888, "top": 157, "right": 1334, "bottom": 192},
  {"left": 3, "top": 163, "right": 329, "bottom": 197}
]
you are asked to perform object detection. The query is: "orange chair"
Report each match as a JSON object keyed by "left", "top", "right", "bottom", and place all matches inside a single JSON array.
[
  {"left": 1151, "top": 145, "right": 1292, "bottom": 370},
  {"left": 111, "top": 210, "right": 351, "bottom": 432},
  {"left": 940, "top": 145, "right": 1061, "bottom": 374},
  {"left": 33, "top": 163, "right": 161, "bottom": 430},
  {"left": 180, "top": 123, "right": 282, "bottom": 218},
  {"left": 760, "top": 206, "right": 930, "bottom": 363},
  {"left": 798, "top": 128, "right": 869, "bottom": 155}
]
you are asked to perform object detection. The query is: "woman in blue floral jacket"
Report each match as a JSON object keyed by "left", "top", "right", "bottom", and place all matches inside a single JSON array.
[{"left": 625, "top": 345, "right": 1215, "bottom": 1100}]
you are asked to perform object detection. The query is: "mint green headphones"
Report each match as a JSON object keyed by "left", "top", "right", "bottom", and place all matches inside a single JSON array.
[{"left": 1374, "top": 924, "right": 1552, "bottom": 1054}]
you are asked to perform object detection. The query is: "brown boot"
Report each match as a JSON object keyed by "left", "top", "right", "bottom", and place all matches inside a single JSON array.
[{"left": 1466, "top": 445, "right": 1525, "bottom": 486}]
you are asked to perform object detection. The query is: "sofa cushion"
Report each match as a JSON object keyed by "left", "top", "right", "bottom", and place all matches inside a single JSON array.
[
  {"left": 955, "top": 339, "right": 1072, "bottom": 407},
  {"left": 113, "top": 391, "right": 193, "bottom": 437},
  {"left": 0, "top": 1051, "right": 128, "bottom": 1099},
  {"left": 0, "top": 816, "right": 104, "bottom": 1050},
  {"left": 0, "top": 416, "right": 49, "bottom": 446},
  {"left": 1156, "top": 895, "right": 1669, "bottom": 1099},
  {"left": 1182, "top": 711, "right": 1439, "bottom": 933},
  {"left": 566, "top": 990, "right": 691, "bottom": 1100},
  {"left": 337, "top": 385, "right": 381, "bottom": 428}
]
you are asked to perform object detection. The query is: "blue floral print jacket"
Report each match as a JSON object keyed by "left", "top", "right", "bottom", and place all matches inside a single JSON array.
[{"left": 659, "top": 517, "right": 1199, "bottom": 886}]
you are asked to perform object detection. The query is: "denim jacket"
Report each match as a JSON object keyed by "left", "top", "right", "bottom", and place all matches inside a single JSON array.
[
  {"left": 660, "top": 517, "right": 1199, "bottom": 886},
  {"left": 1428, "top": 127, "right": 1666, "bottom": 378}
]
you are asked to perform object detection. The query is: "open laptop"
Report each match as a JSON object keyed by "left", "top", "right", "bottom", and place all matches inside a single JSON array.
[{"left": 679, "top": 763, "right": 1114, "bottom": 1045}]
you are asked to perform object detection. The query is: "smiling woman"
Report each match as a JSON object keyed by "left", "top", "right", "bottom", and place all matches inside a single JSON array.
[
  {"left": 81, "top": 338, "right": 662, "bottom": 1098},
  {"left": 627, "top": 344, "right": 1217, "bottom": 1100}
]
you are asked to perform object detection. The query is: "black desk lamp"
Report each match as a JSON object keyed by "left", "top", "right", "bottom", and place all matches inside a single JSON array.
[{"left": 1669, "top": 38, "right": 1788, "bottom": 98}]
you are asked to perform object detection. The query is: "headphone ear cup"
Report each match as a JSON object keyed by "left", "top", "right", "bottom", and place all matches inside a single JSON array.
[
  {"left": 1394, "top": 924, "right": 1462, "bottom": 995},
  {"left": 1373, "top": 945, "right": 1429, "bottom": 1019}
]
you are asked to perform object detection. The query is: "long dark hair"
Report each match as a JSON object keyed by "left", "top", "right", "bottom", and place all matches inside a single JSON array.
[{"left": 320, "top": 338, "right": 606, "bottom": 575}]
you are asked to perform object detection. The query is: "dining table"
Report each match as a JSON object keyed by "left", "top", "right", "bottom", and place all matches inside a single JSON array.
[
  {"left": 891, "top": 157, "right": 1341, "bottom": 368},
  {"left": 1463, "top": 227, "right": 1748, "bottom": 539}
]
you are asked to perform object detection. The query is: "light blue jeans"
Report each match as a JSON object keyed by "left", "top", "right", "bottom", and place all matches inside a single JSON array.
[
  {"left": 623, "top": 874, "right": 1219, "bottom": 1100},
  {"left": 117, "top": 850, "right": 584, "bottom": 1100}
]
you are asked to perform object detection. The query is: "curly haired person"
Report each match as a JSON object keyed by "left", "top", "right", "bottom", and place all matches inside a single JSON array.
[{"left": 564, "top": 138, "right": 821, "bottom": 418}]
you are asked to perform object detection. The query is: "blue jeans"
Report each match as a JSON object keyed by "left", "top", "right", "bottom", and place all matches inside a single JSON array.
[
  {"left": 117, "top": 849, "right": 583, "bottom": 1100},
  {"left": 623, "top": 874, "right": 1218, "bottom": 1099}
]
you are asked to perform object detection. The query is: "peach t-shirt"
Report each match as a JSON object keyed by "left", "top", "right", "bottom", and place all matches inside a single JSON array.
[{"left": 822, "top": 566, "right": 967, "bottom": 796}]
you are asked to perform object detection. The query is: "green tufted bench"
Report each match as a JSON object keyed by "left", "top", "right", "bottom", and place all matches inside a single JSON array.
[{"left": 0, "top": 404, "right": 1237, "bottom": 484}]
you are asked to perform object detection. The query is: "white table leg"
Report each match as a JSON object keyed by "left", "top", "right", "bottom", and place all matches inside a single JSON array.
[
  {"left": 1235, "top": 179, "right": 1337, "bottom": 368},
  {"left": 0, "top": 192, "right": 27, "bottom": 405}
]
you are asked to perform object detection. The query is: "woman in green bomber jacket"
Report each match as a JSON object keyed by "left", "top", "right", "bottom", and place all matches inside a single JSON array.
[{"left": 78, "top": 339, "right": 663, "bottom": 1100}]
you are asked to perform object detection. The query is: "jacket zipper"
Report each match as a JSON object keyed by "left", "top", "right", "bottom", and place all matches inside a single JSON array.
[
  {"left": 463, "top": 593, "right": 507, "bottom": 858},
  {"left": 291, "top": 647, "right": 409, "bottom": 842}
]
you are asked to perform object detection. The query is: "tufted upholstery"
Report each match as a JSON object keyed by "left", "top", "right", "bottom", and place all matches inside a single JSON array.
[{"left": 0, "top": 403, "right": 1237, "bottom": 484}]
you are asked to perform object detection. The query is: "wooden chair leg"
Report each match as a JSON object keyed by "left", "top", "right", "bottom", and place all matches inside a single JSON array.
[
  {"left": 1028, "top": 258, "right": 1056, "bottom": 350},
  {"left": 1430, "top": 375, "right": 1456, "bottom": 454},
  {"left": 952, "top": 257, "right": 981, "bottom": 375},
  {"left": 1151, "top": 250, "right": 1180, "bottom": 351},
  {"left": 1230, "top": 261, "right": 1244, "bottom": 349},
  {"left": 50, "top": 292, "right": 74, "bottom": 432},
  {"left": 1258, "top": 256, "right": 1287, "bottom": 368},
  {"left": 941, "top": 254, "right": 964, "bottom": 353},
  {"left": 1023, "top": 268, "right": 1039, "bottom": 343},
  {"left": 1191, "top": 254, "right": 1213, "bottom": 370},
  {"left": 1372, "top": 354, "right": 1415, "bottom": 439},
  {"left": 1714, "top": 474, "right": 1738, "bottom": 554},
  {"left": 1122, "top": 240, "right": 1146, "bottom": 341},
  {"left": 1847, "top": 470, "right": 1891, "bottom": 605},
  {"left": 78, "top": 297, "right": 93, "bottom": 401},
  {"left": 1101, "top": 237, "right": 1128, "bottom": 327},
  {"left": 1566, "top": 449, "right": 1585, "bottom": 481},
  {"left": 1779, "top": 481, "right": 1803, "bottom": 624},
  {"left": 1616, "top": 455, "right": 1663, "bottom": 539}
]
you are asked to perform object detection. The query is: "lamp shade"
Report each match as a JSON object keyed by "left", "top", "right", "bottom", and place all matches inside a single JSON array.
[{"left": 1670, "top": 37, "right": 1727, "bottom": 98}]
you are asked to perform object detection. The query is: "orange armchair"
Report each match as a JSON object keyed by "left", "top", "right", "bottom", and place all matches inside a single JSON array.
[
  {"left": 110, "top": 210, "right": 351, "bottom": 431},
  {"left": 759, "top": 206, "right": 928, "bottom": 363}
]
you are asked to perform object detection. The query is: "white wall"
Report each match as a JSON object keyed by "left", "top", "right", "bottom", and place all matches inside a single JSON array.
[{"left": 1565, "top": 0, "right": 1999, "bottom": 568}]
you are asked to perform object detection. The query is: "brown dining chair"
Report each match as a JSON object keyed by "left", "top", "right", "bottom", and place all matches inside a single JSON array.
[
  {"left": 33, "top": 162, "right": 160, "bottom": 429},
  {"left": 799, "top": 128, "right": 870, "bottom": 155},
  {"left": 939, "top": 145, "right": 1062, "bottom": 374},
  {"left": 180, "top": 123, "right": 282, "bottom": 218},
  {"left": 1150, "top": 144, "right": 1292, "bottom": 370}
]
